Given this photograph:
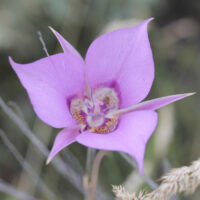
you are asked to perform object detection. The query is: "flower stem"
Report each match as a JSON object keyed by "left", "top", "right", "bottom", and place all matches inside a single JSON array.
[
  {"left": 88, "top": 151, "right": 109, "bottom": 200},
  {"left": 84, "top": 149, "right": 109, "bottom": 200}
]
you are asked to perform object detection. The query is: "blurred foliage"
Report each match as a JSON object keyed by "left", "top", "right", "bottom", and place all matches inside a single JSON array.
[{"left": 0, "top": 0, "right": 200, "bottom": 199}]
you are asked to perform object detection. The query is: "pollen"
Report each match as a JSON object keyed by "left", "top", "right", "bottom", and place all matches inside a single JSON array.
[{"left": 70, "top": 87, "right": 119, "bottom": 134}]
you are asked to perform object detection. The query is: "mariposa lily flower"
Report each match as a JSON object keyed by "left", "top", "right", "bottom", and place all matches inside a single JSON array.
[{"left": 9, "top": 18, "right": 194, "bottom": 173}]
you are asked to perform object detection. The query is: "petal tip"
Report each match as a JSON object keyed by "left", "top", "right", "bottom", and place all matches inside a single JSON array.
[
  {"left": 150, "top": 17, "right": 155, "bottom": 21},
  {"left": 186, "top": 92, "right": 196, "bottom": 96},
  {"left": 46, "top": 156, "right": 52, "bottom": 165},
  {"left": 142, "top": 17, "right": 154, "bottom": 26},
  {"left": 48, "top": 26, "right": 56, "bottom": 35},
  {"left": 8, "top": 56, "right": 18, "bottom": 69},
  {"left": 8, "top": 56, "right": 14, "bottom": 64},
  {"left": 147, "top": 17, "right": 154, "bottom": 23},
  {"left": 48, "top": 26, "right": 82, "bottom": 58}
]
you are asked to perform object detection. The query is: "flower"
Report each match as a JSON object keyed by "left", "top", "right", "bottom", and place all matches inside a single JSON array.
[{"left": 9, "top": 18, "right": 194, "bottom": 173}]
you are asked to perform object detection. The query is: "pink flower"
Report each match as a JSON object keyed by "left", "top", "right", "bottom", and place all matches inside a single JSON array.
[{"left": 9, "top": 18, "right": 193, "bottom": 173}]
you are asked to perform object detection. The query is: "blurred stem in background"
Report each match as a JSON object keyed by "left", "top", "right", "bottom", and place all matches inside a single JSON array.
[
  {"left": 0, "top": 97, "right": 112, "bottom": 200},
  {"left": 0, "top": 129, "right": 56, "bottom": 200},
  {"left": 0, "top": 178, "right": 39, "bottom": 200},
  {"left": 86, "top": 148, "right": 96, "bottom": 178},
  {"left": 84, "top": 148, "right": 96, "bottom": 200},
  {"left": 0, "top": 97, "right": 84, "bottom": 193}
]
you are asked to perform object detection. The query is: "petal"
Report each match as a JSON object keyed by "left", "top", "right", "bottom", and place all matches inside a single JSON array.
[
  {"left": 9, "top": 53, "right": 85, "bottom": 128},
  {"left": 49, "top": 26, "right": 82, "bottom": 59},
  {"left": 46, "top": 127, "right": 80, "bottom": 164},
  {"left": 77, "top": 110, "right": 158, "bottom": 174},
  {"left": 108, "top": 93, "right": 195, "bottom": 117},
  {"left": 85, "top": 18, "right": 154, "bottom": 107},
  {"left": 130, "top": 93, "right": 195, "bottom": 111}
]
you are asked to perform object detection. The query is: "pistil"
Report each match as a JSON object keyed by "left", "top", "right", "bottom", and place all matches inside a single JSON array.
[{"left": 70, "top": 87, "right": 120, "bottom": 134}]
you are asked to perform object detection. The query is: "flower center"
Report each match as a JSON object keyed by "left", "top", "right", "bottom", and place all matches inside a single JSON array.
[{"left": 70, "top": 87, "right": 119, "bottom": 133}]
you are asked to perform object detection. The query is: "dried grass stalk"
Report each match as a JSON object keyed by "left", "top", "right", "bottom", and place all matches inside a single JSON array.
[
  {"left": 113, "top": 158, "right": 200, "bottom": 200},
  {"left": 113, "top": 185, "right": 144, "bottom": 200}
]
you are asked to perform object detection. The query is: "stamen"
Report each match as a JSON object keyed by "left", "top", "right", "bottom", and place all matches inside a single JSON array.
[
  {"left": 102, "top": 90, "right": 112, "bottom": 101},
  {"left": 70, "top": 87, "right": 120, "bottom": 134},
  {"left": 93, "top": 99, "right": 103, "bottom": 115}
]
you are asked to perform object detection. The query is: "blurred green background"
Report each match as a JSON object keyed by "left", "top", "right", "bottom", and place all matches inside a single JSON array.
[{"left": 0, "top": 0, "right": 200, "bottom": 199}]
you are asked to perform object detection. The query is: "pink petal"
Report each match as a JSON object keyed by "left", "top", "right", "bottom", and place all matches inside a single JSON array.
[
  {"left": 85, "top": 18, "right": 154, "bottom": 107},
  {"left": 9, "top": 53, "right": 85, "bottom": 128},
  {"left": 49, "top": 26, "right": 82, "bottom": 59},
  {"left": 46, "top": 127, "right": 80, "bottom": 164},
  {"left": 131, "top": 93, "right": 194, "bottom": 111},
  {"left": 108, "top": 93, "right": 195, "bottom": 117},
  {"left": 77, "top": 110, "right": 158, "bottom": 174}
]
